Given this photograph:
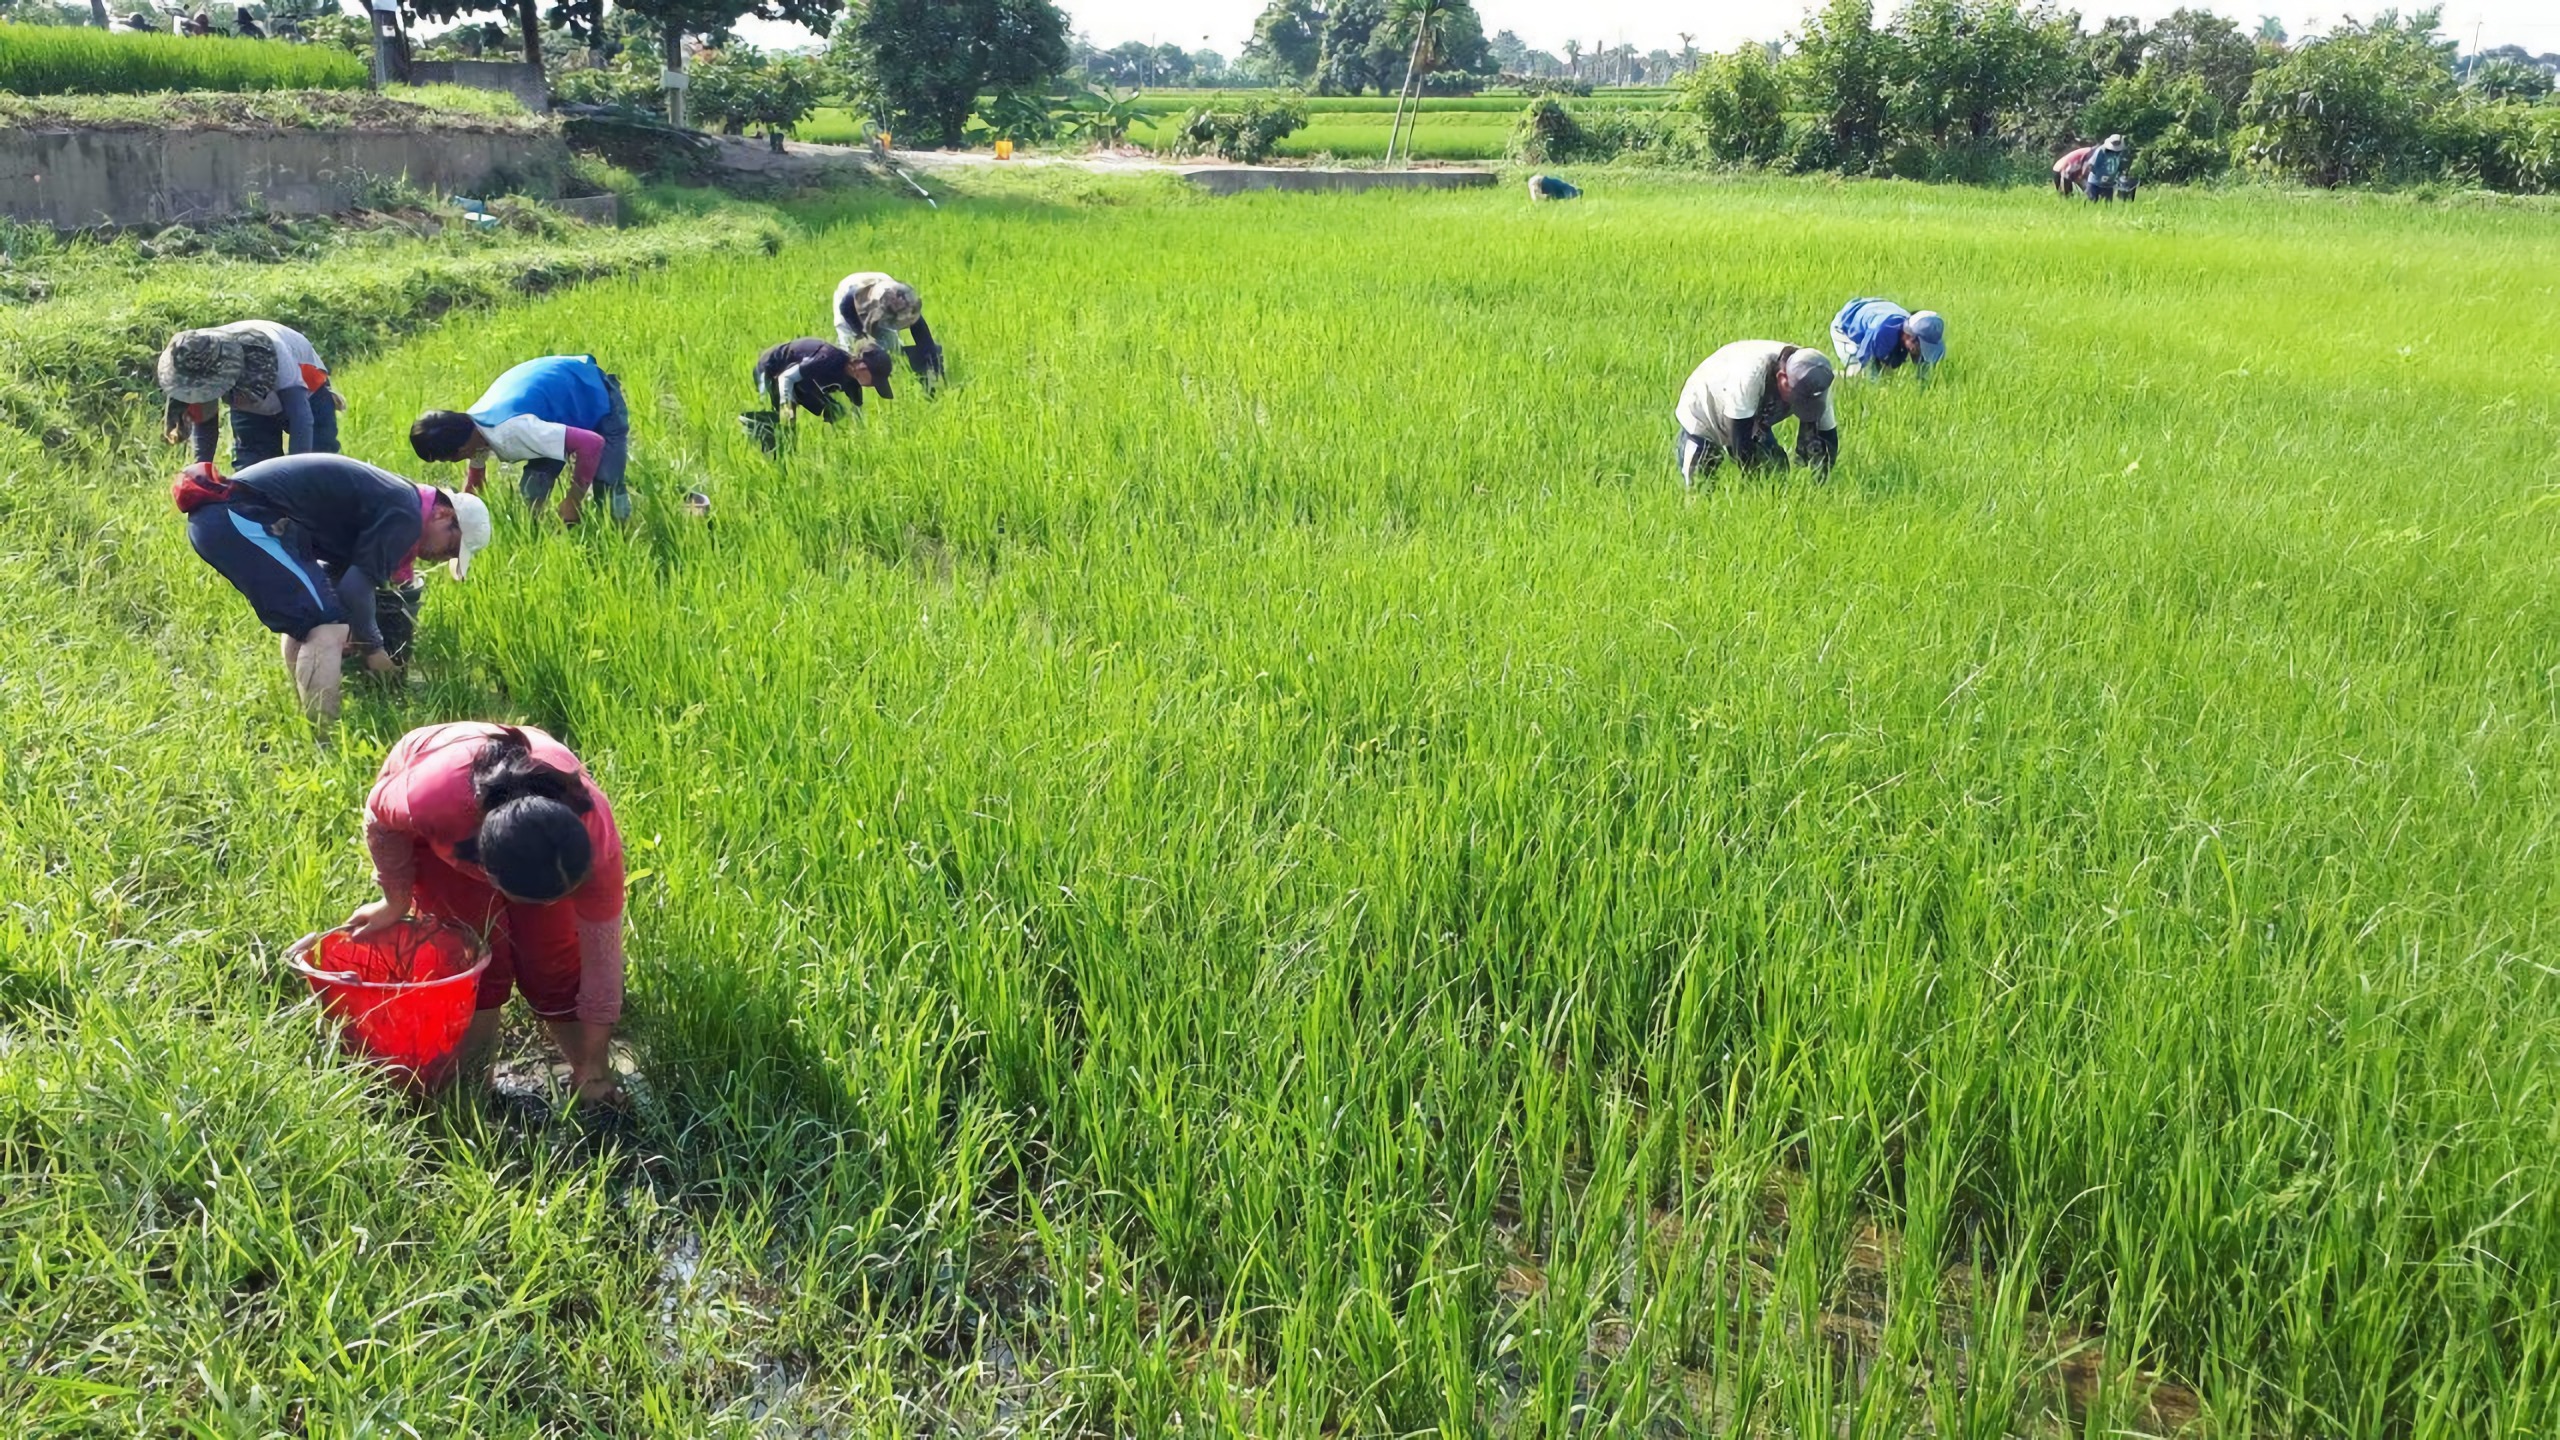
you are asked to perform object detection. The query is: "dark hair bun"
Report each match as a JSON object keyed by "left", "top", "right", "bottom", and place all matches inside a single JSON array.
[{"left": 477, "top": 797, "right": 593, "bottom": 903}]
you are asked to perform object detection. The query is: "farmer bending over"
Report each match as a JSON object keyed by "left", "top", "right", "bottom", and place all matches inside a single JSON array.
[
  {"left": 158, "top": 321, "right": 343, "bottom": 470},
  {"left": 410, "top": 354, "right": 632, "bottom": 525},
  {"left": 2084, "top": 134, "right": 2132, "bottom": 199},
  {"left": 1830, "top": 298, "right": 1946, "bottom": 379},
  {"left": 351, "top": 723, "right": 628, "bottom": 1108},
  {"left": 1528, "top": 174, "right": 1581, "bottom": 201},
  {"left": 753, "top": 337, "right": 897, "bottom": 423},
  {"left": 177, "top": 454, "right": 490, "bottom": 722},
  {"left": 832, "top": 272, "right": 943, "bottom": 386},
  {"left": 1675, "top": 342, "right": 1838, "bottom": 487}
]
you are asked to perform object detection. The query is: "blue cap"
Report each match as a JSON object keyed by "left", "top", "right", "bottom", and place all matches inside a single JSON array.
[{"left": 1907, "top": 310, "right": 1946, "bottom": 365}]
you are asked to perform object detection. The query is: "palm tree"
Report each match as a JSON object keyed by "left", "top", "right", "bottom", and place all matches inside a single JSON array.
[
  {"left": 1678, "top": 32, "right": 1696, "bottom": 75},
  {"left": 1384, "top": 0, "right": 1452, "bottom": 167},
  {"left": 1563, "top": 39, "right": 1581, "bottom": 81}
]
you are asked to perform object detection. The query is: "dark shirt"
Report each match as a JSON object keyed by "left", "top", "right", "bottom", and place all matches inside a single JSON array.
[
  {"left": 753, "top": 339, "right": 863, "bottom": 414},
  {"left": 230, "top": 455, "right": 424, "bottom": 650}
]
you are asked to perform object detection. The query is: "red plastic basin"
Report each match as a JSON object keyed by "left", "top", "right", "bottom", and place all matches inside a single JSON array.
[{"left": 289, "top": 919, "right": 489, "bottom": 1087}]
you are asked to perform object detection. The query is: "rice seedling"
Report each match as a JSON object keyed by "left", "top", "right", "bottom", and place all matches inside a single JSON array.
[
  {"left": 0, "top": 25, "right": 365, "bottom": 96},
  {"left": 3, "top": 171, "right": 2558, "bottom": 1435}
]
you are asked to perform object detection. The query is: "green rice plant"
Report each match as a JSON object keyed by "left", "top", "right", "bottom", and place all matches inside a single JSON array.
[
  {"left": 0, "top": 25, "right": 365, "bottom": 96},
  {"left": 5, "top": 171, "right": 2560, "bottom": 1435}
]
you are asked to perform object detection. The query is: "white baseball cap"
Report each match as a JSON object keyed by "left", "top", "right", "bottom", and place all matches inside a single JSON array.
[{"left": 445, "top": 490, "right": 492, "bottom": 579}]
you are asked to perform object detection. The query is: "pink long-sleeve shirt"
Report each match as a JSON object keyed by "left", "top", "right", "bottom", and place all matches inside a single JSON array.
[{"left": 364, "top": 721, "right": 626, "bottom": 1024}]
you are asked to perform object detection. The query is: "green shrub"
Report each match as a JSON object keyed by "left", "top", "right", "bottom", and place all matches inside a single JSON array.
[
  {"left": 1176, "top": 98, "right": 1306, "bottom": 163},
  {"left": 2430, "top": 98, "right": 2560, "bottom": 194},
  {"left": 686, "top": 44, "right": 828, "bottom": 145},
  {"left": 0, "top": 25, "right": 364, "bottom": 95},
  {"left": 1675, "top": 46, "right": 1787, "bottom": 165},
  {"left": 1509, "top": 96, "right": 1702, "bottom": 166},
  {"left": 551, "top": 58, "right": 664, "bottom": 111},
  {"left": 1507, "top": 96, "right": 1585, "bottom": 164}
]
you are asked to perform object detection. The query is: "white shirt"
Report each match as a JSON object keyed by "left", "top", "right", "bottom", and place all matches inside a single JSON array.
[
  {"left": 477, "top": 413, "right": 570, "bottom": 463},
  {"left": 1677, "top": 340, "right": 1836, "bottom": 435}
]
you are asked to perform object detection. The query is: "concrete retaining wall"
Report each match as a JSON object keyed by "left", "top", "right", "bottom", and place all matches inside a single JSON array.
[
  {"left": 1183, "top": 167, "right": 1498, "bottom": 197},
  {"left": 406, "top": 60, "right": 549, "bottom": 112},
  {"left": 0, "top": 128, "right": 571, "bottom": 231}
]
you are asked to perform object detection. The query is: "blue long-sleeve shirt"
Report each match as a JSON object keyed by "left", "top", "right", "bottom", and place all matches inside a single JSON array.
[{"left": 1831, "top": 298, "right": 1913, "bottom": 371}]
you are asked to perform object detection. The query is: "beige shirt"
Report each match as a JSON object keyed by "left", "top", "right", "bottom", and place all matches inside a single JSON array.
[{"left": 1677, "top": 340, "right": 1836, "bottom": 435}]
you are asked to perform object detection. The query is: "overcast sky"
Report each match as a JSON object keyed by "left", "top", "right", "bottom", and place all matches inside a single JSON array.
[{"left": 1051, "top": 0, "right": 2558, "bottom": 56}]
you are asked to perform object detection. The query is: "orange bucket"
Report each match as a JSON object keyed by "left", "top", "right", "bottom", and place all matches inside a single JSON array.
[
  {"left": 995, "top": 139, "right": 1014, "bottom": 160},
  {"left": 288, "top": 919, "right": 489, "bottom": 1086}
]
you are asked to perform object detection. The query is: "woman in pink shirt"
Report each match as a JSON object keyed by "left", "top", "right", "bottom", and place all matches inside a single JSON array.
[{"left": 348, "top": 722, "right": 627, "bottom": 1105}]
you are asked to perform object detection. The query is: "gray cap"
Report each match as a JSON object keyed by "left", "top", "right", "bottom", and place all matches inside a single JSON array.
[{"left": 1781, "top": 348, "right": 1834, "bottom": 421}]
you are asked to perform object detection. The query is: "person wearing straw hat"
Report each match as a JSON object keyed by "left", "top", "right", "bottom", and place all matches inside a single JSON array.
[
  {"left": 349, "top": 722, "right": 628, "bottom": 1109},
  {"left": 831, "top": 271, "right": 943, "bottom": 387},
  {"left": 1527, "top": 173, "right": 1581, "bottom": 201},
  {"left": 2084, "top": 133, "right": 2133, "bottom": 200},
  {"left": 751, "top": 337, "right": 897, "bottom": 424},
  {"left": 1674, "top": 341, "right": 1839, "bottom": 487},
  {"left": 158, "top": 321, "right": 342, "bottom": 470},
  {"left": 1829, "top": 298, "right": 1947, "bottom": 379},
  {"left": 407, "top": 354, "right": 632, "bottom": 526},
  {"left": 175, "top": 453, "right": 490, "bottom": 722}
]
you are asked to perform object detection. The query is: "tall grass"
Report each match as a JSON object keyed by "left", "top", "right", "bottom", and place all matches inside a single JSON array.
[
  {"left": 5, "top": 173, "right": 2560, "bottom": 1434},
  {"left": 0, "top": 25, "right": 364, "bottom": 95}
]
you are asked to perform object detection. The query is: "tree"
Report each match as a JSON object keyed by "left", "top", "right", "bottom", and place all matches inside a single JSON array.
[
  {"left": 405, "top": 0, "right": 551, "bottom": 69},
  {"left": 1315, "top": 0, "right": 1388, "bottom": 94},
  {"left": 688, "top": 43, "right": 826, "bottom": 146},
  {"left": 1486, "top": 27, "right": 1524, "bottom": 72},
  {"left": 2255, "top": 15, "right": 2286, "bottom": 44},
  {"left": 1677, "top": 31, "right": 1695, "bottom": 74},
  {"left": 1243, "top": 0, "right": 1321, "bottom": 83},
  {"left": 2238, "top": 7, "right": 2456, "bottom": 184},
  {"left": 838, "top": 0, "right": 1069, "bottom": 147},
  {"left": 2468, "top": 55, "right": 2552, "bottom": 102},
  {"left": 1562, "top": 38, "right": 1580, "bottom": 79},
  {"left": 2144, "top": 7, "right": 2264, "bottom": 113},
  {"left": 1786, "top": 0, "right": 1896, "bottom": 170},
  {"left": 600, "top": 0, "right": 836, "bottom": 125},
  {"left": 1888, "top": 0, "right": 2073, "bottom": 147},
  {"left": 1677, "top": 43, "right": 1787, "bottom": 162},
  {"left": 1382, "top": 0, "right": 1465, "bottom": 164}
]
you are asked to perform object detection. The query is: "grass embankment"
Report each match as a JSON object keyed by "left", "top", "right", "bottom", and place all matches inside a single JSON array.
[
  {"left": 0, "top": 194, "right": 782, "bottom": 444},
  {"left": 0, "top": 24, "right": 364, "bottom": 95},
  {"left": 7, "top": 173, "right": 2560, "bottom": 1434}
]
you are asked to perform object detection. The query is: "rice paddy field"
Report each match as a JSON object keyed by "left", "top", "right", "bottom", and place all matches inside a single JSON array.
[
  {"left": 795, "top": 91, "right": 1674, "bottom": 159},
  {"left": 5, "top": 172, "right": 2560, "bottom": 1436}
]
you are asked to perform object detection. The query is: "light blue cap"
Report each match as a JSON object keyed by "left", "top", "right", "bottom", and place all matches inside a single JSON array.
[{"left": 1907, "top": 310, "right": 1946, "bottom": 364}]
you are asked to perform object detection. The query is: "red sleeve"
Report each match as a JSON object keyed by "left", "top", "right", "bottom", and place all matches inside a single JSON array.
[
  {"left": 562, "top": 427, "right": 604, "bottom": 489},
  {"left": 571, "top": 781, "right": 625, "bottom": 925}
]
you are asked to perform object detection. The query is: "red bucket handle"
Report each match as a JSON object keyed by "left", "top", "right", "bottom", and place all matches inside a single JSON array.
[{"left": 285, "top": 918, "right": 490, "bottom": 990}]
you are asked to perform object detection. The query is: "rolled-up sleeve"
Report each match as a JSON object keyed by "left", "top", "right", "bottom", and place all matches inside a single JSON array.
[
  {"left": 365, "top": 813, "right": 418, "bottom": 900},
  {"left": 575, "top": 917, "right": 625, "bottom": 1024}
]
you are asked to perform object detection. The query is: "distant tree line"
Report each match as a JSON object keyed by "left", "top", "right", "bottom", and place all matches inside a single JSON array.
[{"left": 1534, "top": 2, "right": 2559, "bottom": 192}]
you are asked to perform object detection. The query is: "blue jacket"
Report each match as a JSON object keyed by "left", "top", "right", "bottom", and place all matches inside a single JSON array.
[
  {"left": 467, "top": 355, "right": 614, "bottom": 430},
  {"left": 1832, "top": 298, "right": 1911, "bottom": 370}
]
